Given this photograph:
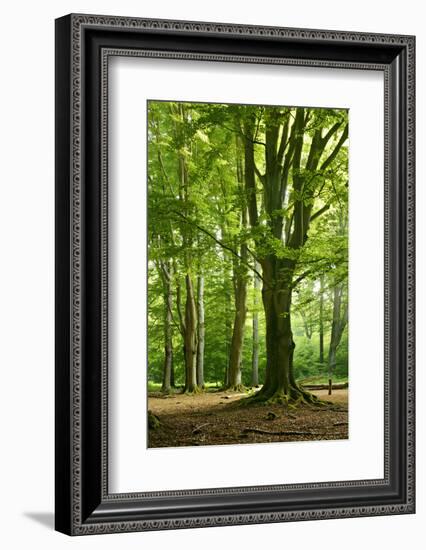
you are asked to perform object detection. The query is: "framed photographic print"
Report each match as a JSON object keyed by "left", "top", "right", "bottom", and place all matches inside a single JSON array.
[{"left": 55, "top": 14, "right": 415, "bottom": 535}]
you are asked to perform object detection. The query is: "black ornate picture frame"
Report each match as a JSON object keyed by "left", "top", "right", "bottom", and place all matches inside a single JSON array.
[{"left": 55, "top": 13, "right": 415, "bottom": 535}]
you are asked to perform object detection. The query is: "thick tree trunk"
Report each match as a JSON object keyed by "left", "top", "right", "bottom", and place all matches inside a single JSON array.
[
  {"left": 250, "top": 258, "right": 320, "bottom": 405},
  {"left": 260, "top": 264, "right": 292, "bottom": 400},
  {"left": 184, "top": 274, "right": 198, "bottom": 392},
  {"left": 161, "top": 272, "right": 173, "bottom": 393},
  {"left": 196, "top": 275, "right": 205, "bottom": 388},
  {"left": 251, "top": 258, "right": 291, "bottom": 401},
  {"left": 251, "top": 269, "right": 260, "bottom": 386}
]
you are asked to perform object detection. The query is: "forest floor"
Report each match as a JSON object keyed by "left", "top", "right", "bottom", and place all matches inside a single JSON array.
[{"left": 148, "top": 388, "right": 348, "bottom": 448}]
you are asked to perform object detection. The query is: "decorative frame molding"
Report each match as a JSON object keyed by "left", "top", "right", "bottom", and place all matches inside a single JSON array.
[{"left": 55, "top": 13, "right": 415, "bottom": 535}]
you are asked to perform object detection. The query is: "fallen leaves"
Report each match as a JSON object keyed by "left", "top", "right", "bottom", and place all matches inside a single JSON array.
[{"left": 148, "top": 389, "right": 349, "bottom": 448}]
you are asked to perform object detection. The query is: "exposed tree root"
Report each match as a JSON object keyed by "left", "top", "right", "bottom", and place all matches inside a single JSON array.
[
  {"left": 183, "top": 385, "right": 202, "bottom": 395},
  {"left": 224, "top": 384, "right": 247, "bottom": 393},
  {"left": 148, "top": 410, "right": 161, "bottom": 430},
  {"left": 240, "top": 384, "right": 332, "bottom": 408},
  {"left": 293, "top": 384, "right": 332, "bottom": 406},
  {"left": 242, "top": 427, "right": 324, "bottom": 436},
  {"left": 192, "top": 422, "right": 210, "bottom": 434}
]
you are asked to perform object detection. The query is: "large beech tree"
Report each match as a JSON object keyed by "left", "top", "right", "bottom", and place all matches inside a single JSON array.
[{"left": 241, "top": 106, "right": 348, "bottom": 404}]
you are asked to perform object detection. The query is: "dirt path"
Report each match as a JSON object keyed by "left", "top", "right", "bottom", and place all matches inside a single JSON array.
[{"left": 148, "top": 389, "right": 348, "bottom": 448}]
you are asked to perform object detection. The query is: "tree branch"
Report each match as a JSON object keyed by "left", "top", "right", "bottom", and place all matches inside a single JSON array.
[
  {"left": 170, "top": 210, "right": 265, "bottom": 283},
  {"left": 321, "top": 121, "right": 342, "bottom": 147},
  {"left": 291, "top": 270, "right": 313, "bottom": 289},
  {"left": 320, "top": 124, "right": 349, "bottom": 171},
  {"left": 154, "top": 259, "right": 183, "bottom": 336},
  {"left": 277, "top": 116, "right": 290, "bottom": 165},
  {"left": 253, "top": 163, "right": 265, "bottom": 184},
  {"left": 310, "top": 204, "right": 330, "bottom": 222}
]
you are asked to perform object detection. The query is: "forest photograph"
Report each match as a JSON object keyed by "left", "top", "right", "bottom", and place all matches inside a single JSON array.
[{"left": 147, "top": 99, "right": 349, "bottom": 448}]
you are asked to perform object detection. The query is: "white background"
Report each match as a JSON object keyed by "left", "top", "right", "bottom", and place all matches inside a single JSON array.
[
  {"left": 0, "top": 0, "right": 423, "bottom": 548},
  {"left": 109, "top": 58, "right": 384, "bottom": 493}
]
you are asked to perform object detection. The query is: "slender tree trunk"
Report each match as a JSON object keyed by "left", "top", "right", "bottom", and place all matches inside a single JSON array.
[
  {"left": 196, "top": 275, "right": 205, "bottom": 388},
  {"left": 221, "top": 227, "right": 232, "bottom": 387},
  {"left": 301, "top": 310, "right": 312, "bottom": 339},
  {"left": 223, "top": 290, "right": 231, "bottom": 387},
  {"left": 327, "top": 284, "right": 348, "bottom": 395},
  {"left": 173, "top": 104, "right": 199, "bottom": 393},
  {"left": 227, "top": 268, "right": 247, "bottom": 389},
  {"left": 251, "top": 268, "right": 260, "bottom": 386},
  {"left": 226, "top": 133, "right": 248, "bottom": 390},
  {"left": 161, "top": 267, "right": 173, "bottom": 393},
  {"left": 170, "top": 361, "right": 175, "bottom": 388},
  {"left": 327, "top": 286, "right": 340, "bottom": 394},
  {"left": 184, "top": 274, "right": 198, "bottom": 392},
  {"left": 319, "top": 275, "right": 324, "bottom": 364}
]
